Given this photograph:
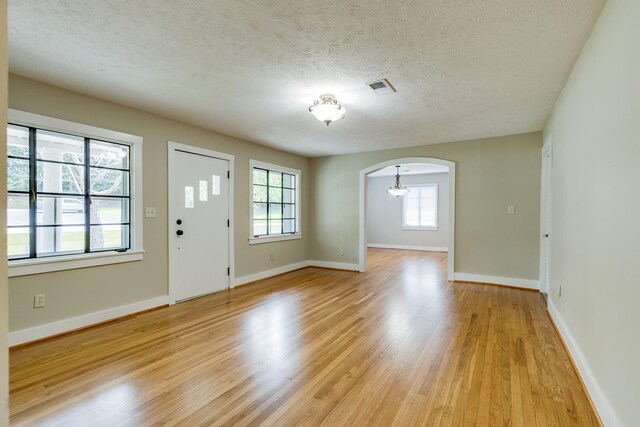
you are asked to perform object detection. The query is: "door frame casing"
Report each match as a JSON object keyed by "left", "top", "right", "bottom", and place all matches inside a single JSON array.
[
  {"left": 539, "top": 134, "right": 553, "bottom": 295},
  {"left": 167, "top": 141, "right": 235, "bottom": 304},
  {"left": 359, "top": 157, "right": 456, "bottom": 280}
]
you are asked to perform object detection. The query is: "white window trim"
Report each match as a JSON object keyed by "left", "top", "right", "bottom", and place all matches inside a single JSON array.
[
  {"left": 402, "top": 183, "right": 439, "bottom": 231},
  {"left": 7, "top": 109, "right": 144, "bottom": 277},
  {"left": 249, "top": 159, "right": 301, "bottom": 245}
]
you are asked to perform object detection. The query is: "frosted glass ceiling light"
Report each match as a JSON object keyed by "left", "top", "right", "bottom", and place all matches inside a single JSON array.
[
  {"left": 309, "top": 94, "right": 346, "bottom": 126},
  {"left": 387, "top": 165, "right": 409, "bottom": 197}
]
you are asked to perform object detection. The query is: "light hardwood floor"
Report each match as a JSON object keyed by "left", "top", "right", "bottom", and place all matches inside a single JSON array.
[{"left": 10, "top": 249, "right": 599, "bottom": 426}]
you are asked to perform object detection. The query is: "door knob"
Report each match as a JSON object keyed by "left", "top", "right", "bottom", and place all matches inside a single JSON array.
[
  {"left": 177, "top": 219, "right": 182, "bottom": 225},
  {"left": 177, "top": 230, "right": 184, "bottom": 236},
  {"left": 544, "top": 234, "right": 549, "bottom": 237}
]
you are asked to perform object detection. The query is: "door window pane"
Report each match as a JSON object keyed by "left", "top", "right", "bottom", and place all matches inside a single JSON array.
[
  {"left": 184, "top": 186, "right": 194, "bottom": 208},
  {"left": 212, "top": 175, "right": 221, "bottom": 195},
  {"left": 199, "top": 180, "right": 208, "bottom": 201}
]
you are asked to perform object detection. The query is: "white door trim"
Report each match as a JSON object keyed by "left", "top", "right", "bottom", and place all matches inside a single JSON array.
[
  {"left": 167, "top": 141, "right": 235, "bottom": 304},
  {"left": 539, "top": 134, "right": 553, "bottom": 295},
  {"left": 359, "top": 157, "right": 456, "bottom": 280}
]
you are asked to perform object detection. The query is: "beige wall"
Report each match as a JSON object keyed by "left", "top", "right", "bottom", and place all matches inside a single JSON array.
[
  {"left": 1, "top": 0, "right": 9, "bottom": 423},
  {"left": 310, "top": 132, "right": 542, "bottom": 280},
  {"left": 544, "top": 0, "right": 639, "bottom": 424},
  {"left": 367, "top": 173, "right": 449, "bottom": 249},
  {"left": 8, "top": 75, "right": 310, "bottom": 332}
]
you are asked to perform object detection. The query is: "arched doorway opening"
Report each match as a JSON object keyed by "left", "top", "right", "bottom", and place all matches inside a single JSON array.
[{"left": 359, "top": 157, "right": 456, "bottom": 280}]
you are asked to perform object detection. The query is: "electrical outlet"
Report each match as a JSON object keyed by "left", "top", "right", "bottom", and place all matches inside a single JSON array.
[
  {"left": 269, "top": 253, "right": 274, "bottom": 261},
  {"left": 339, "top": 248, "right": 344, "bottom": 256},
  {"left": 507, "top": 205, "right": 515, "bottom": 215},
  {"left": 145, "top": 207, "right": 157, "bottom": 218},
  {"left": 34, "top": 294, "right": 45, "bottom": 308}
]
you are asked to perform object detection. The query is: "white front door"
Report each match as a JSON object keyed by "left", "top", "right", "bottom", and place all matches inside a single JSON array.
[
  {"left": 539, "top": 136, "right": 553, "bottom": 296},
  {"left": 171, "top": 149, "right": 230, "bottom": 301}
]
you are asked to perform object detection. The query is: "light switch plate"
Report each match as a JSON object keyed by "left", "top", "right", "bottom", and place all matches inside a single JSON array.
[
  {"left": 145, "top": 207, "right": 157, "bottom": 218},
  {"left": 507, "top": 205, "right": 515, "bottom": 215}
]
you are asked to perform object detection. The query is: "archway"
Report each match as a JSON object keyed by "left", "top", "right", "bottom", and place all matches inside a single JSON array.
[{"left": 359, "top": 157, "right": 456, "bottom": 280}]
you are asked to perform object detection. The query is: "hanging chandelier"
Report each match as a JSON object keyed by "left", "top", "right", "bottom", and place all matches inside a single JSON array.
[
  {"left": 308, "top": 94, "right": 346, "bottom": 126},
  {"left": 387, "top": 165, "right": 409, "bottom": 197}
]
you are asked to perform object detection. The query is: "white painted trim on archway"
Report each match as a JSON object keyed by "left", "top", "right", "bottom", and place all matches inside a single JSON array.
[
  {"left": 359, "top": 157, "right": 456, "bottom": 280},
  {"left": 167, "top": 141, "right": 236, "bottom": 305}
]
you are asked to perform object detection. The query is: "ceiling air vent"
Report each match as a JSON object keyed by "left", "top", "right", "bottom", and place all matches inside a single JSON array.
[{"left": 367, "top": 78, "right": 397, "bottom": 96}]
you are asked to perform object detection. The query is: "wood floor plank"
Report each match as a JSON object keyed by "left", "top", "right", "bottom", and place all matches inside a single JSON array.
[{"left": 10, "top": 249, "right": 601, "bottom": 426}]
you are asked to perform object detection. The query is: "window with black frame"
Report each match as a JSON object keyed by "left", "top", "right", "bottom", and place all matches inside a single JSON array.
[
  {"left": 7, "top": 124, "right": 131, "bottom": 260},
  {"left": 251, "top": 165, "right": 298, "bottom": 238}
]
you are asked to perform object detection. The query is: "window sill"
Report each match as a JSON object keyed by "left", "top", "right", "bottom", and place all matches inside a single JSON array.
[
  {"left": 8, "top": 250, "right": 145, "bottom": 277},
  {"left": 249, "top": 234, "right": 302, "bottom": 245},
  {"left": 402, "top": 227, "right": 439, "bottom": 231}
]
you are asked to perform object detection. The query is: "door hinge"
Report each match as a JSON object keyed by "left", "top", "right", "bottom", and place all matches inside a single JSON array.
[
  {"left": 227, "top": 267, "right": 230, "bottom": 276},
  {"left": 227, "top": 170, "right": 230, "bottom": 179}
]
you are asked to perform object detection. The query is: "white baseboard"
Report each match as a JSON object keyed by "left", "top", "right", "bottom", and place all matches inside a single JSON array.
[
  {"left": 10, "top": 261, "right": 356, "bottom": 345},
  {"left": 9, "top": 295, "right": 170, "bottom": 347},
  {"left": 547, "top": 300, "right": 619, "bottom": 427},
  {"left": 234, "top": 261, "right": 311, "bottom": 287},
  {"left": 234, "top": 260, "right": 360, "bottom": 287},
  {"left": 367, "top": 243, "right": 448, "bottom": 252},
  {"left": 453, "top": 272, "right": 539, "bottom": 290},
  {"left": 308, "top": 260, "right": 361, "bottom": 271}
]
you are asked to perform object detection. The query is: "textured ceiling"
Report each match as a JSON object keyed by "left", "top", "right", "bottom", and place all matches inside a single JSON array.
[
  {"left": 369, "top": 163, "right": 449, "bottom": 177},
  {"left": 9, "top": 0, "right": 604, "bottom": 157}
]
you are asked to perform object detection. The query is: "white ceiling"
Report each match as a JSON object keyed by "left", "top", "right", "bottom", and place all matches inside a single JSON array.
[
  {"left": 368, "top": 163, "right": 449, "bottom": 178},
  {"left": 8, "top": 0, "right": 604, "bottom": 157}
]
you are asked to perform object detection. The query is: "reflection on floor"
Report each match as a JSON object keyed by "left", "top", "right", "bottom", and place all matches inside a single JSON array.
[{"left": 10, "top": 249, "right": 599, "bottom": 426}]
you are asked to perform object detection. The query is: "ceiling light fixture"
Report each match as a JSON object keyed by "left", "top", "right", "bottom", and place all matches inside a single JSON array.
[
  {"left": 308, "top": 94, "right": 346, "bottom": 126},
  {"left": 387, "top": 165, "right": 409, "bottom": 197}
]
